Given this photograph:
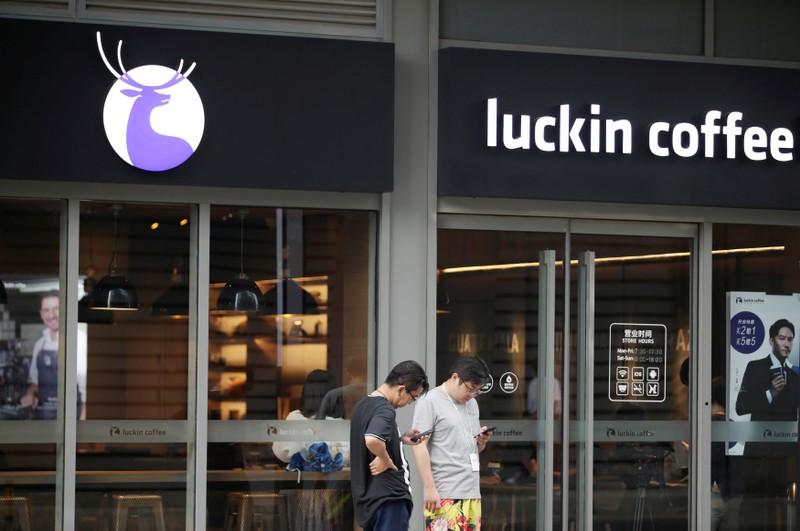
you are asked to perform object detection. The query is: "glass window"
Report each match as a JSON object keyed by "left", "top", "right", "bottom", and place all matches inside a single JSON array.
[
  {"left": 78, "top": 201, "right": 191, "bottom": 420},
  {"left": 0, "top": 197, "right": 62, "bottom": 529},
  {"left": 715, "top": 1, "right": 800, "bottom": 62},
  {"left": 206, "top": 206, "right": 374, "bottom": 530},
  {"left": 439, "top": 0, "right": 703, "bottom": 55},
  {"left": 75, "top": 201, "right": 192, "bottom": 530},
  {"left": 711, "top": 223, "right": 800, "bottom": 531}
]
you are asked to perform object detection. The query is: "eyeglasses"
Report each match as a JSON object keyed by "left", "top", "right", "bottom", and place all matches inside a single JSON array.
[
  {"left": 460, "top": 378, "right": 483, "bottom": 396},
  {"left": 406, "top": 388, "right": 420, "bottom": 402}
]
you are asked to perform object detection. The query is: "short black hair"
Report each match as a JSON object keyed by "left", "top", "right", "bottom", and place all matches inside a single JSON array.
[
  {"left": 769, "top": 318, "right": 795, "bottom": 339},
  {"left": 448, "top": 356, "right": 490, "bottom": 386},
  {"left": 711, "top": 376, "right": 726, "bottom": 407},
  {"left": 385, "top": 360, "right": 429, "bottom": 394},
  {"left": 300, "top": 369, "right": 337, "bottom": 418}
]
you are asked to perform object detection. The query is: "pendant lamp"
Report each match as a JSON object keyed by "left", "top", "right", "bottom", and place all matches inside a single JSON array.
[
  {"left": 261, "top": 278, "right": 320, "bottom": 316},
  {"left": 91, "top": 204, "right": 139, "bottom": 311},
  {"left": 215, "top": 208, "right": 262, "bottom": 312},
  {"left": 79, "top": 211, "right": 114, "bottom": 323},
  {"left": 0, "top": 278, "right": 7, "bottom": 305},
  {"left": 79, "top": 275, "right": 114, "bottom": 323},
  {"left": 151, "top": 266, "right": 189, "bottom": 318}
]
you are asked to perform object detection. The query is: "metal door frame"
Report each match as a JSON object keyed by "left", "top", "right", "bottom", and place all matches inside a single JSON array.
[{"left": 435, "top": 214, "right": 706, "bottom": 531}]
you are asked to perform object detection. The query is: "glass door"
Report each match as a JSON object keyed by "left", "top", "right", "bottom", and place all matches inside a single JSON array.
[
  {"left": 437, "top": 216, "right": 695, "bottom": 531},
  {"left": 437, "top": 216, "right": 567, "bottom": 530},
  {"left": 570, "top": 220, "right": 694, "bottom": 531}
]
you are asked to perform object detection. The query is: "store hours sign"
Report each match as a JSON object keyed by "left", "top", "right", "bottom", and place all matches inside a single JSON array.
[{"left": 609, "top": 323, "right": 667, "bottom": 403}]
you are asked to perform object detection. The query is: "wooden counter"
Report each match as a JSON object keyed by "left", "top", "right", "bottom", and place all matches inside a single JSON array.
[{"left": 0, "top": 468, "right": 350, "bottom": 486}]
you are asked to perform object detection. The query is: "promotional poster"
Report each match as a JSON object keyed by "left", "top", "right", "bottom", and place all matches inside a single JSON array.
[{"left": 727, "top": 292, "right": 800, "bottom": 455}]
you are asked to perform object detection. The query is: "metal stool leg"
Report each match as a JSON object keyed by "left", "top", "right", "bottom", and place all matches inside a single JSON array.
[
  {"left": 111, "top": 494, "right": 166, "bottom": 531},
  {"left": 223, "top": 492, "right": 288, "bottom": 531},
  {"left": 0, "top": 496, "right": 31, "bottom": 531}
]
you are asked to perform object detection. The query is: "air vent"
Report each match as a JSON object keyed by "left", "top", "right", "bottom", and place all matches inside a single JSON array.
[
  {"left": 0, "top": 0, "right": 73, "bottom": 18},
  {"left": 80, "top": 0, "right": 383, "bottom": 39}
]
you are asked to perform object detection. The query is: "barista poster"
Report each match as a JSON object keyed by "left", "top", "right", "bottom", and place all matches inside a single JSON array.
[{"left": 727, "top": 292, "right": 800, "bottom": 455}]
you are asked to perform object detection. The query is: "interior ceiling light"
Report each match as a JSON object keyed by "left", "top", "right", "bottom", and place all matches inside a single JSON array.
[
  {"left": 91, "top": 204, "right": 139, "bottom": 311},
  {"left": 215, "top": 208, "right": 262, "bottom": 313},
  {"left": 151, "top": 266, "right": 189, "bottom": 318},
  {"left": 260, "top": 213, "right": 320, "bottom": 317},
  {"left": 440, "top": 246, "right": 785, "bottom": 275},
  {"left": 79, "top": 209, "right": 113, "bottom": 323},
  {"left": 261, "top": 278, "right": 320, "bottom": 316}
]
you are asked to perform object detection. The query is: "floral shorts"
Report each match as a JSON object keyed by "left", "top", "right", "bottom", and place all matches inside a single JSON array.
[{"left": 424, "top": 498, "right": 481, "bottom": 531}]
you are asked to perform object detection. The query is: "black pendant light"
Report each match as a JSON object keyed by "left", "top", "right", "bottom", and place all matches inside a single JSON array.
[
  {"left": 0, "top": 277, "right": 7, "bottom": 305},
  {"left": 260, "top": 213, "right": 319, "bottom": 317},
  {"left": 261, "top": 278, "right": 320, "bottom": 316},
  {"left": 91, "top": 204, "right": 139, "bottom": 311},
  {"left": 79, "top": 274, "right": 114, "bottom": 324},
  {"left": 215, "top": 208, "right": 262, "bottom": 312},
  {"left": 151, "top": 266, "right": 189, "bottom": 318},
  {"left": 79, "top": 210, "right": 113, "bottom": 323}
]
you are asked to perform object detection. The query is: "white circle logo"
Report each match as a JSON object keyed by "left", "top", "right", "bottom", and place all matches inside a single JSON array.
[
  {"left": 499, "top": 372, "right": 519, "bottom": 394},
  {"left": 97, "top": 33, "right": 204, "bottom": 172}
]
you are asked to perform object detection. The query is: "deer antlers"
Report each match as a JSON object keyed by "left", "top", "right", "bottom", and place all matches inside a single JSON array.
[{"left": 96, "top": 32, "right": 196, "bottom": 89}]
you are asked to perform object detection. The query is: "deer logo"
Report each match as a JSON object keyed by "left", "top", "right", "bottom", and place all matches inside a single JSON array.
[{"left": 97, "top": 32, "right": 204, "bottom": 172}]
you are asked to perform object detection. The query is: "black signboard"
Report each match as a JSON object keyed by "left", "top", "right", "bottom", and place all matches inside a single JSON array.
[
  {"left": 439, "top": 47, "right": 800, "bottom": 210},
  {"left": 0, "top": 19, "right": 394, "bottom": 193}
]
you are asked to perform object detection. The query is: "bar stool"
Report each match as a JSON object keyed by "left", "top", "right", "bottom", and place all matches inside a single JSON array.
[
  {"left": 110, "top": 494, "right": 167, "bottom": 531},
  {"left": 0, "top": 496, "right": 31, "bottom": 531},
  {"left": 223, "top": 491, "right": 288, "bottom": 531}
]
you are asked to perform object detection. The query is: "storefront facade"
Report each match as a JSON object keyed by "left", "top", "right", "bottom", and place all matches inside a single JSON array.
[{"left": 2, "top": 1, "right": 800, "bottom": 530}]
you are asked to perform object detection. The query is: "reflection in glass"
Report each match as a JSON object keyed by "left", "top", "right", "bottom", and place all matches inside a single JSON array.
[
  {"left": 0, "top": 443, "right": 57, "bottom": 529},
  {"left": 571, "top": 234, "right": 692, "bottom": 531},
  {"left": 76, "top": 202, "right": 192, "bottom": 530},
  {"left": 0, "top": 199, "right": 61, "bottom": 529},
  {"left": 75, "top": 442, "right": 187, "bottom": 529},
  {"left": 207, "top": 207, "right": 373, "bottom": 530},
  {"left": 438, "top": 228, "right": 564, "bottom": 528},
  {"left": 80, "top": 202, "right": 191, "bottom": 421},
  {"left": 711, "top": 224, "right": 800, "bottom": 531},
  {"left": 0, "top": 199, "right": 61, "bottom": 421}
]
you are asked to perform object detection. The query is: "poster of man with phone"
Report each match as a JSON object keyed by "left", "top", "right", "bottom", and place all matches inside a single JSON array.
[
  {"left": 727, "top": 293, "right": 800, "bottom": 531},
  {"left": 727, "top": 292, "right": 800, "bottom": 456}
]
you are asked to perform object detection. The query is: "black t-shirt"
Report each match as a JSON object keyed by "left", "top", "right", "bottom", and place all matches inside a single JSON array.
[{"left": 350, "top": 395, "right": 412, "bottom": 527}]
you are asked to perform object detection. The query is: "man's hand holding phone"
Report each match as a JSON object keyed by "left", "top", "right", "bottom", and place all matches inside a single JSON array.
[
  {"left": 474, "top": 426, "right": 495, "bottom": 452},
  {"left": 474, "top": 426, "right": 496, "bottom": 439},
  {"left": 410, "top": 428, "right": 434, "bottom": 443}
]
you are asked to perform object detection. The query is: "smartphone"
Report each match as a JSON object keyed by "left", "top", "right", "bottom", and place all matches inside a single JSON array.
[
  {"left": 475, "top": 426, "right": 497, "bottom": 438},
  {"left": 411, "top": 429, "right": 434, "bottom": 442}
]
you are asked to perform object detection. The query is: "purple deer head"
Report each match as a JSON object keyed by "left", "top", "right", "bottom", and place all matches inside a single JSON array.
[{"left": 97, "top": 32, "right": 197, "bottom": 171}]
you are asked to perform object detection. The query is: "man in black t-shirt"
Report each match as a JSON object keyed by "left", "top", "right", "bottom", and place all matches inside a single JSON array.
[{"left": 350, "top": 360, "right": 429, "bottom": 531}]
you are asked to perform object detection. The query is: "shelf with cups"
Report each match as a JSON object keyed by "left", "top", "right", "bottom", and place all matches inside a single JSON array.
[{"left": 207, "top": 278, "right": 328, "bottom": 421}]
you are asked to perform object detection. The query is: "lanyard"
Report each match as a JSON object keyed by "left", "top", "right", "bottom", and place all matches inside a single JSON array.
[{"left": 443, "top": 386, "right": 477, "bottom": 455}]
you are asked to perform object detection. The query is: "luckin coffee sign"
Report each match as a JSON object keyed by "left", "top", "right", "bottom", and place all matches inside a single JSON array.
[
  {"left": 486, "top": 98, "right": 794, "bottom": 162},
  {"left": 97, "top": 32, "right": 205, "bottom": 172},
  {"left": 438, "top": 47, "right": 800, "bottom": 209}
]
